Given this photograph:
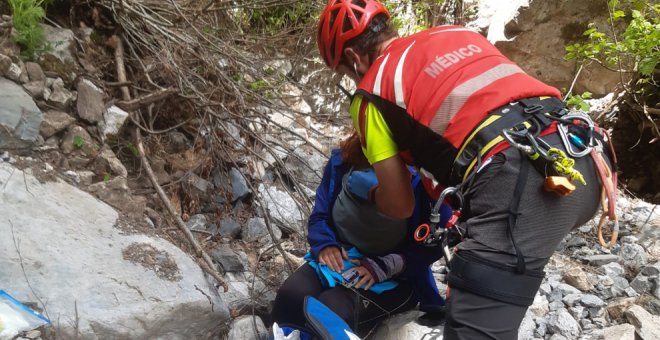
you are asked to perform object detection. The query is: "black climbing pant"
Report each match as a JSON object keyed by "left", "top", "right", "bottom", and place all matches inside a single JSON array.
[{"left": 271, "top": 263, "right": 417, "bottom": 338}]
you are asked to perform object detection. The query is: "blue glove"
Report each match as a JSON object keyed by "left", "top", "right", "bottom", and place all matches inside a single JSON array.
[{"left": 347, "top": 169, "right": 379, "bottom": 202}]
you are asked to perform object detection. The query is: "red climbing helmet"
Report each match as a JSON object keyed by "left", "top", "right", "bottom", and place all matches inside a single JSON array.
[{"left": 317, "top": 0, "right": 390, "bottom": 70}]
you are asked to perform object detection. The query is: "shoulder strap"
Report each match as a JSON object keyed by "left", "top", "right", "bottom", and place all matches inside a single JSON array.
[{"left": 354, "top": 89, "right": 458, "bottom": 185}]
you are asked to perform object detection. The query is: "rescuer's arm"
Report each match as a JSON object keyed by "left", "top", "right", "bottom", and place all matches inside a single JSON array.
[
  {"left": 372, "top": 156, "right": 414, "bottom": 219},
  {"left": 349, "top": 96, "right": 415, "bottom": 219}
]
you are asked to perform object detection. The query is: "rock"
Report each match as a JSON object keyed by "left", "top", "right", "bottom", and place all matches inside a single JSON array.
[
  {"left": 603, "top": 324, "right": 635, "bottom": 340},
  {"left": 258, "top": 184, "right": 304, "bottom": 235},
  {"left": 621, "top": 236, "right": 639, "bottom": 244},
  {"left": 625, "top": 286, "right": 640, "bottom": 297},
  {"left": 535, "top": 317, "right": 548, "bottom": 337},
  {"left": 602, "top": 262, "right": 625, "bottom": 278},
  {"left": 620, "top": 243, "right": 648, "bottom": 272},
  {"left": 626, "top": 305, "right": 660, "bottom": 340},
  {"left": 184, "top": 173, "right": 212, "bottom": 202},
  {"left": 584, "top": 254, "right": 619, "bottom": 266},
  {"left": 0, "top": 77, "right": 44, "bottom": 149},
  {"left": 652, "top": 277, "right": 660, "bottom": 300},
  {"left": 76, "top": 78, "right": 105, "bottom": 123},
  {"left": 566, "top": 236, "right": 587, "bottom": 248},
  {"left": 244, "top": 217, "right": 281, "bottom": 243},
  {"left": 22, "top": 80, "right": 46, "bottom": 99},
  {"left": 100, "top": 105, "right": 129, "bottom": 140},
  {"left": 611, "top": 276, "right": 631, "bottom": 297},
  {"left": 0, "top": 164, "right": 228, "bottom": 338},
  {"left": 78, "top": 170, "right": 95, "bottom": 186},
  {"left": 219, "top": 218, "right": 241, "bottom": 239},
  {"left": 496, "top": 0, "right": 620, "bottom": 96},
  {"left": 548, "top": 334, "right": 568, "bottom": 340},
  {"left": 284, "top": 146, "right": 326, "bottom": 189},
  {"left": 630, "top": 274, "right": 651, "bottom": 294},
  {"left": 641, "top": 263, "right": 660, "bottom": 277},
  {"left": 547, "top": 309, "right": 581, "bottom": 338},
  {"left": 60, "top": 125, "right": 95, "bottom": 155},
  {"left": 581, "top": 294, "right": 605, "bottom": 308},
  {"left": 563, "top": 266, "right": 593, "bottom": 291},
  {"left": 0, "top": 53, "right": 10, "bottom": 75},
  {"left": 371, "top": 310, "right": 444, "bottom": 339},
  {"left": 529, "top": 294, "right": 550, "bottom": 316},
  {"left": 518, "top": 313, "right": 536, "bottom": 340},
  {"left": 97, "top": 146, "right": 128, "bottom": 178},
  {"left": 87, "top": 177, "right": 146, "bottom": 215},
  {"left": 167, "top": 131, "right": 191, "bottom": 153},
  {"left": 39, "top": 110, "right": 76, "bottom": 138},
  {"left": 40, "top": 24, "right": 76, "bottom": 65},
  {"left": 210, "top": 245, "right": 248, "bottom": 272},
  {"left": 24, "top": 329, "right": 41, "bottom": 339},
  {"left": 6, "top": 63, "right": 22, "bottom": 81},
  {"left": 186, "top": 214, "right": 208, "bottom": 231},
  {"left": 48, "top": 78, "right": 74, "bottom": 109},
  {"left": 230, "top": 167, "right": 251, "bottom": 202},
  {"left": 25, "top": 62, "right": 46, "bottom": 82},
  {"left": 562, "top": 294, "right": 582, "bottom": 307},
  {"left": 557, "top": 283, "right": 581, "bottom": 296},
  {"left": 227, "top": 315, "right": 268, "bottom": 340},
  {"left": 568, "top": 306, "right": 586, "bottom": 319},
  {"left": 607, "top": 297, "right": 637, "bottom": 319}
]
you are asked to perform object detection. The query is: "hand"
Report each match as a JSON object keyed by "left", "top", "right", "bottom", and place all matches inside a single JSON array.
[
  {"left": 347, "top": 169, "right": 378, "bottom": 201},
  {"left": 345, "top": 263, "right": 376, "bottom": 290},
  {"left": 318, "top": 246, "right": 348, "bottom": 272}
]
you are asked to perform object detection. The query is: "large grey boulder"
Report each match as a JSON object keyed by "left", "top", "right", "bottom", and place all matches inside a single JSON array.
[
  {"left": 0, "top": 77, "right": 43, "bottom": 149},
  {"left": 495, "top": 0, "right": 621, "bottom": 96},
  {"left": 0, "top": 163, "right": 229, "bottom": 339}
]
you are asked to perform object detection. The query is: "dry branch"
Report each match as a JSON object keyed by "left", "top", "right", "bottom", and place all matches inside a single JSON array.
[
  {"left": 117, "top": 88, "right": 178, "bottom": 111},
  {"left": 136, "top": 129, "right": 229, "bottom": 292}
]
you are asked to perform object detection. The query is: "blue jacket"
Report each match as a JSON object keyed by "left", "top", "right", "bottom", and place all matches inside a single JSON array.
[{"left": 307, "top": 149, "right": 448, "bottom": 310}]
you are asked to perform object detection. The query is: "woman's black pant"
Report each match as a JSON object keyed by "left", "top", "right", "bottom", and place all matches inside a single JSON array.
[{"left": 271, "top": 264, "right": 417, "bottom": 338}]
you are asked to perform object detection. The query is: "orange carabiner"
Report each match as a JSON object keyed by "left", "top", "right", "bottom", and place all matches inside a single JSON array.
[{"left": 414, "top": 224, "right": 431, "bottom": 242}]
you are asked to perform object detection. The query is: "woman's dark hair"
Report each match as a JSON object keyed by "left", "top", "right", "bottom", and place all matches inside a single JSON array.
[
  {"left": 340, "top": 132, "right": 370, "bottom": 170},
  {"left": 341, "top": 14, "right": 398, "bottom": 67}
]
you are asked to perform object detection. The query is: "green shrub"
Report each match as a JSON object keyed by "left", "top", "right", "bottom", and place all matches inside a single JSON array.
[
  {"left": 8, "top": 0, "right": 48, "bottom": 58},
  {"left": 565, "top": 0, "right": 659, "bottom": 81}
]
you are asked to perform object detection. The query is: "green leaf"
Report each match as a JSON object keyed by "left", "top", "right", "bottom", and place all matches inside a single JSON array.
[
  {"left": 73, "top": 135, "right": 84, "bottom": 148},
  {"left": 638, "top": 57, "right": 659, "bottom": 76}
]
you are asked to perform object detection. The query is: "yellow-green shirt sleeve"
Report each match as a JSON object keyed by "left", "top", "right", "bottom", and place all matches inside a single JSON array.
[{"left": 349, "top": 95, "right": 399, "bottom": 164}]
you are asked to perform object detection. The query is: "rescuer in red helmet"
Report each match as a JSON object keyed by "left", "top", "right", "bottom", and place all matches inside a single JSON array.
[{"left": 316, "top": 0, "right": 617, "bottom": 339}]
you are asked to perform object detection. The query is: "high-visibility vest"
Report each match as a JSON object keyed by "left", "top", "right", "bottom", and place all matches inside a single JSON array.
[{"left": 357, "top": 26, "right": 561, "bottom": 150}]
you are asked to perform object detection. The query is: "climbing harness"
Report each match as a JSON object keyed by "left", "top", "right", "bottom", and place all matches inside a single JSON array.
[
  {"left": 452, "top": 97, "right": 619, "bottom": 246},
  {"left": 414, "top": 187, "right": 464, "bottom": 270}
]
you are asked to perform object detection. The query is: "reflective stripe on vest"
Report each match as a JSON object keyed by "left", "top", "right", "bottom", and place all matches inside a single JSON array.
[{"left": 357, "top": 25, "right": 560, "bottom": 150}]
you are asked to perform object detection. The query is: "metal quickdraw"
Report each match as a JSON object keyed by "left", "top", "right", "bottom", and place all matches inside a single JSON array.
[{"left": 414, "top": 187, "right": 464, "bottom": 265}]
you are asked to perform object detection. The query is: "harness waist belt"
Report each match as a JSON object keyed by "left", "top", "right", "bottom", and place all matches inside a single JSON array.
[
  {"left": 447, "top": 251, "right": 545, "bottom": 306},
  {"left": 450, "top": 97, "right": 566, "bottom": 185}
]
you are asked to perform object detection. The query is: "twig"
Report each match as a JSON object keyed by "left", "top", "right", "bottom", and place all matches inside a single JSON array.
[
  {"left": 9, "top": 219, "right": 51, "bottom": 322},
  {"left": 564, "top": 64, "right": 584, "bottom": 101},
  {"left": 1, "top": 167, "right": 15, "bottom": 192},
  {"left": 639, "top": 205, "right": 657, "bottom": 231},
  {"left": 194, "top": 284, "right": 215, "bottom": 312},
  {"left": 136, "top": 129, "right": 228, "bottom": 291},
  {"left": 117, "top": 88, "right": 177, "bottom": 111}
]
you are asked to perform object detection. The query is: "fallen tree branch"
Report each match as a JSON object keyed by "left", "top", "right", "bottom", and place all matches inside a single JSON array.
[
  {"left": 111, "top": 33, "right": 228, "bottom": 291},
  {"left": 136, "top": 129, "right": 228, "bottom": 292},
  {"left": 117, "top": 88, "right": 178, "bottom": 111}
]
